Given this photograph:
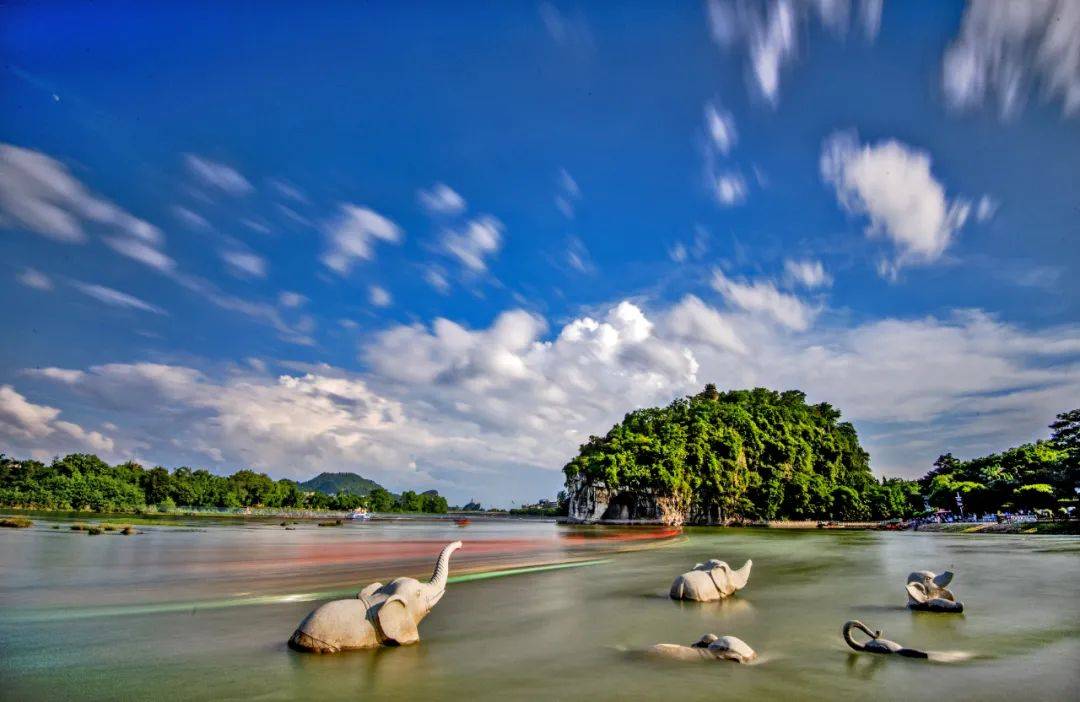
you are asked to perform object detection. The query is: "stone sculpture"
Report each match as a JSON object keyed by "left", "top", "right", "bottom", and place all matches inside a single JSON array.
[
  {"left": 669, "top": 559, "right": 752, "bottom": 601},
  {"left": 289, "top": 540, "right": 462, "bottom": 653},
  {"left": 842, "top": 620, "right": 928, "bottom": 658},
  {"left": 649, "top": 634, "right": 757, "bottom": 663},
  {"left": 906, "top": 570, "right": 964, "bottom": 612}
]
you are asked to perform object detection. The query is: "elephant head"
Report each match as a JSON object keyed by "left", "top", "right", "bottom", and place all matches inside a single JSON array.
[
  {"left": 289, "top": 540, "right": 462, "bottom": 653},
  {"left": 905, "top": 570, "right": 963, "bottom": 613},
  {"left": 669, "top": 558, "right": 752, "bottom": 601},
  {"left": 648, "top": 633, "right": 756, "bottom": 663},
  {"left": 842, "top": 620, "right": 928, "bottom": 658}
]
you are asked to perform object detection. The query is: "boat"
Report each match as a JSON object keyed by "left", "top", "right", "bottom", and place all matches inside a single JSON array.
[
  {"left": 454, "top": 518, "right": 471, "bottom": 527},
  {"left": 347, "top": 508, "right": 371, "bottom": 521}
]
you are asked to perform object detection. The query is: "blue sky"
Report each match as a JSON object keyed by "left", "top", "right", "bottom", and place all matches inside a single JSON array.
[{"left": 2, "top": 1, "right": 1078, "bottom": 506}]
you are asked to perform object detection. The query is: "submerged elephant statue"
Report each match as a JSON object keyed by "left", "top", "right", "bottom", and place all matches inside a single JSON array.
[
  {"left": 289, "top": 540, "right": 462, "bottom": 653},
  {"left": 669, "top": 559, "right": 752, "bottom": 601},
  {"left": 906, "top": 570, "right": 963, "bottom": 612},
  {"left": 649, "top": 633, "right": 757, "bottom": 663},
  {"left": 842, "top": 620, "right": 927, "bottom": 658}
]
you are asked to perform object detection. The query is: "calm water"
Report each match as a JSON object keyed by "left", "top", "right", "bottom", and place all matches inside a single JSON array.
[{"left": 1, "top": 517, "right": 1078, "bottom": 701}]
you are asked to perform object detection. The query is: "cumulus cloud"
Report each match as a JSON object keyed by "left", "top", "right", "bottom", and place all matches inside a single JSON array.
[
  {"left": 705, "top": 0, "right": 883, "bottom": 104},
  {"left": 72, "top": 282, "right": 167, "bottom": 315},
  {"left": 417, "top": 183, "right": 466, "bottom": 216},
  {"left": 943, "top": 0, "right": 1080, "bottom": 118},
  {"left": 221, "top": 249, "right": 268, "bottom": 278},
  {"left": 783, "top": 259, "right": 832, "bottom": 289},
  {"left": 441, "top": 216, "right": 503, "bottom": 272},
  {"left": 321, "top": 205, "right": 403, "bottom": 274},
  {"left": 0, "top": 143, "right": 162, "bottom": 244},
  {"left": 18, "top": 297, "right": 1080, "bottom": 502},
  {"left": 821, "top": 130, "right": 970, "bottom": 274},
  {"left": 0, "top": 384, "right": 113, "bottom": 454},
  {"left": 369, "top": 285, "right": 392, "bottom": 307},
  {"left": 184, "top": 154, "right": 253, "bottom": 195},
  {"left": 17, "top": 268, "right": 53, "bottom": 291},
  {"left": 712, "top": 269, "right": 815, "bottom": 330}
]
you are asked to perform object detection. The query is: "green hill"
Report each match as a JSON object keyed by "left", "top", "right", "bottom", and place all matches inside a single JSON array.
[{"left": 299, "top": 472, "right": 384, "bottom": 496}]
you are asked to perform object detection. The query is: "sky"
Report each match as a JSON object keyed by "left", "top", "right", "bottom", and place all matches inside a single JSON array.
[{"left": 1, "top": 0, "right": 1078, "bottom": 507}]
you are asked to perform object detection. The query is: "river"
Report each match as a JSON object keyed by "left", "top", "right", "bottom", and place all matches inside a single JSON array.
[{"left": 1, "top": 517, "right": 1077, "bottom": 701}]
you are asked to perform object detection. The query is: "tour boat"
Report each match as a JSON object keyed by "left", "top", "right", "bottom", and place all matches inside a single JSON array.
[{"left": 347, "top": 508, "right": 371, "bottom": 521}]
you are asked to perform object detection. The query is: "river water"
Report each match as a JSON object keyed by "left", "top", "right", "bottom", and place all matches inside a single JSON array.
[{"left": 1, "top": 516, "right": 1077, "bottom": 701}]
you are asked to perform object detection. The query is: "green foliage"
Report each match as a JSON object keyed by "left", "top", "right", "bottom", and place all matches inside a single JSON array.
[
  {"left": 563, "top": 387, "right": 900, "bottom": 521},
  {"left": 299, "top": 472, "right": 384, "bottom": 497},
  {"left": 0, "top": 454, "right": 447, "bottom": 515}
]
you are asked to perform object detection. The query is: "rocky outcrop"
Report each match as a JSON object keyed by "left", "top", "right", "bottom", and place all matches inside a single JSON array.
[{"left": 566, "top": 475, "right": 698, "bottom": 525}]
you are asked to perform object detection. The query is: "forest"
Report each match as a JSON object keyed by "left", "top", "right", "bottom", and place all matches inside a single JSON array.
[
  {"left": 0, "top": 453, "right": 448, "bottom": 514},
  {"left": 563, "top": 386, "right": 1078, "bottom": 522}
]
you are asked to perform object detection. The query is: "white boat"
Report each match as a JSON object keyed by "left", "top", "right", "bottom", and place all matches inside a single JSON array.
[{"left": 347, "top": 508, "right": 371, "bottom": 521}]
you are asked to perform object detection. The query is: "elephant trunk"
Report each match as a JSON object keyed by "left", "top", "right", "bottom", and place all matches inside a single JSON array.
[
  {"left": 423, "top": 540, "right": 462, "bottom": 607},
  {"left": 729, "top": 559, "right": 752, "bottom": 590},
  {"left": 842, "top": 620, "right": 875, "bottom": 652}
]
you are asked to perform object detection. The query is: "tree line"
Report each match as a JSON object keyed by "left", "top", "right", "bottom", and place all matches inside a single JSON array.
[
  {"left": 0, "top": 453, "right": 448, "bottom": 514},
  {"left": 563, "top": 386, "right": 1079, "bottom": 522}
]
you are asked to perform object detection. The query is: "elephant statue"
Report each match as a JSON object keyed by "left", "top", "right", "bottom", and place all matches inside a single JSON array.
[
  {"left": 289, "top": 540, "right": 462, "bottom": 653},
  {"left": 669, "top": 558, "right": 752, "bottom": 601},
  {"left": 906, "top": 570, "right": 963, "bottom": 612},
  {"left": 842, "top": 620, "right": 927, "bottom": 658},
  {"left": 648, "top": 633, "right": 757, "bottom": 663}
]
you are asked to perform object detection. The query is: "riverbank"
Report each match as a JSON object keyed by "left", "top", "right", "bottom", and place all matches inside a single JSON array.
[{"left": 914, "top": 520, "right": 1080, "bottom": 535}]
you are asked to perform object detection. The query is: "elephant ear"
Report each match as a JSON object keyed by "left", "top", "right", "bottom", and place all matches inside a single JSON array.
[
  {"left": 933, "top": 571, "right": 954, "bottom": 588},
  {"left": 906, "top": 581, "right": 929, "bottom": 603},
  {"left": 376, "top": 596, "right": 419, "bottom": 645}
]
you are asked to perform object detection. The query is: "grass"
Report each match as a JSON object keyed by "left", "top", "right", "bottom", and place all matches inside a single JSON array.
[{"left": 0, "top": 516, "right": 33, "bottom": 528}]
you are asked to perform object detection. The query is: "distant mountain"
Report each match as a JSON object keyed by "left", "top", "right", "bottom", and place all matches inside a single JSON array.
[{"left": 299, "top": 472, "right": 384, "bottom": 496}]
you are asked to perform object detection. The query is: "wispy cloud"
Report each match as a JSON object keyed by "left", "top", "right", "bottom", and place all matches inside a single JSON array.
[
  {"left": 441, "top": 216, "right": 503, "bottom": 272},
  {"left": 17, "top": 268, "right": 53, "bottom": 291},
  {"left": 184, "top": 154, "right": 253, "bottom": 195},
  {"left": 72, "top": 281, "right": 167, "bottom": 315},
  {"left": 417, "top": 183, "right": 466, "bottom": 216},
  {"left": 321, "top": 204, "right": 403, "bottom": 274}
]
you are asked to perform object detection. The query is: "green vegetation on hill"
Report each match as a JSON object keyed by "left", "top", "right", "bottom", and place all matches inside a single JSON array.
[
  {"left": 300, "top": 472, "right": 384, "bottom": 497},
  {"left": 921, "top": 408, "right": 1079, "bottom": 517},
  {"left": 564, "top": 385, "right": 1079, "bottom": 522},
  {"left": 0, "top": 454, "right": 447, "bottom": 514}
]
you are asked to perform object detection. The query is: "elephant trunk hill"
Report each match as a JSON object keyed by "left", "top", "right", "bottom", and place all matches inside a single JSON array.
[{"left": 563, "top": 386, "right": 887, "bottom": 526}]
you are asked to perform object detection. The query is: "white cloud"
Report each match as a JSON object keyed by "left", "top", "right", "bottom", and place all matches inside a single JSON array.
[
  {"left": 704, "top": 102, "right": 738, "bottom": 154},
  {"left": 821, "top": 130, "right": 970, "bottom": 273},
  {"left": 0, "top": 384, "right": 113, "bottom": 454},
  {"left": 417, "top": 183, "right": 466, "bottom": 216},
  {"left": 105, "top": 236, "right": 177, "bottom": 273},
  {"left": 173, "top": 206, "right": 209, "bottom": 229},
  {"left": 17, "top": 268, "right": 53, "bottom": 291},
  {"left": 975, "top": 195, "right": 998, "bottom": 223},
  {"left": 321, "top": 204, "right": 403, "bottom": 274},
  {"left": 441, "top": 216, "right": 503, "bottom": 272},
  {"left": 0, "top": 143, "right": 162, "bottom": 244},
  {"left": 221, "top": 250, "right": 268, "bottom": 278},
  {"left": 669, "top": 242, "right": 688, "bottom": 263},
  {"left": 665, "top": 295, "right": 747, "bottom": 353},
  {"left": 705, "top": 0, "right": 882, "bottom": 104},
  {"left": 278, "top": 291, "right": 307, "bottom": 309},
  {"left": 425, "top": 267, "right": 451, "bottom": 294},
  {"left": 565, "top": 236, "right": 594, "bottom": 274},
  {"left": 943, "top": 0, "right": 1080, "bottom": 118},
  {"left": 268, "top": 178, "right": 308, "bottom": 203},
  {"left": 16, "top": 299, "right": 1080, "bottom": 502},
  {"left": 72, "top": 282, "right": 167, "bottom": 315},
  {"left": 783, "top": 259, "right": 832, "bottom": 289},
  {"left": 712, "top": 269, "right": 815, "bottom": 330},
  {"left": 554, "top": 168, "right": 581, "bottom": 219},
  {"left": 369, "top": 285, "right": 392, "bottom": 307},
  {"left": 184, "top": 154, "right": 253, "bottom": 195},
  {"left": 713, "top": 172, "right": 748, "bottom": 206},
  {"left": 539, "top": 2, "right": 594, "bottom": 49}
]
